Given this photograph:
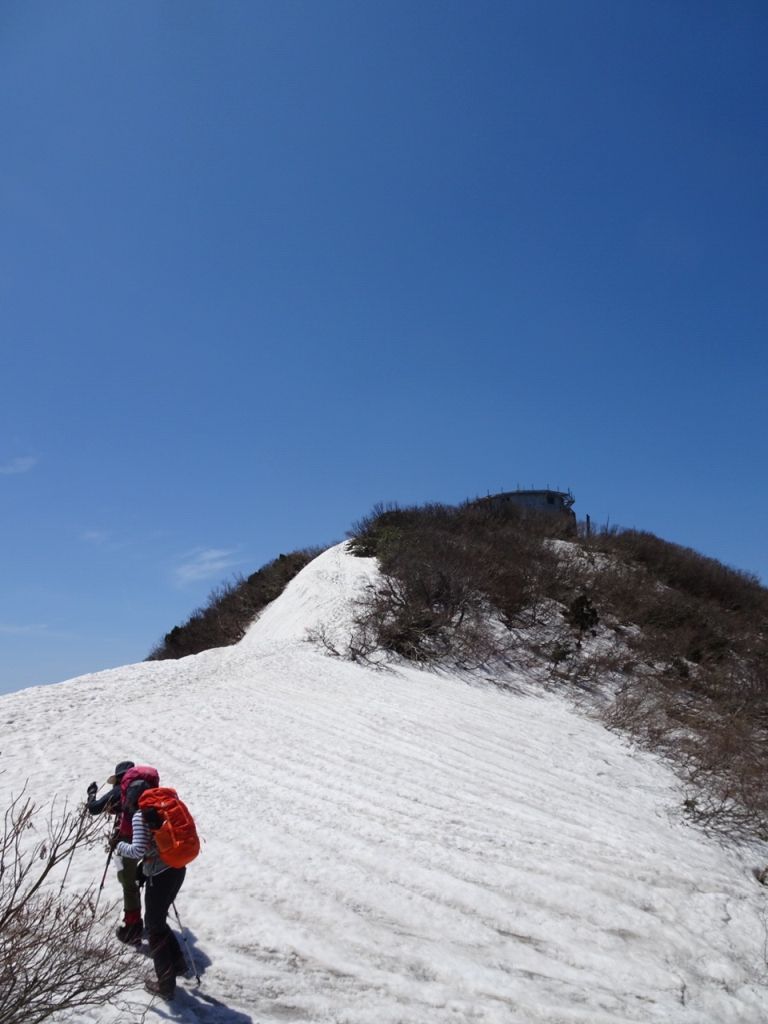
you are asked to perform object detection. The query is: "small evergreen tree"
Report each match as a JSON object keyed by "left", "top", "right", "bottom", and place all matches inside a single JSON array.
[{"left": 565, "top": 594, "right": 599, "bottom": 646}]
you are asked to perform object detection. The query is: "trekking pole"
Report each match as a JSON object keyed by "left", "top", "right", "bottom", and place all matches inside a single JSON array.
[
  {"left": 92, "top": 836, "right": 116, "bottom": 918},
  {"left": 67, "top": 781, "right": 105, "bottom": 898},
  {"left": 172, "top": 902, "right": 201, "bottom": 985}
]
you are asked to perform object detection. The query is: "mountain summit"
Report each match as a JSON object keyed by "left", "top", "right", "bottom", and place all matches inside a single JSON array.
[{"left": 1, "top": 543, "right": 767, "bottom": 1023}]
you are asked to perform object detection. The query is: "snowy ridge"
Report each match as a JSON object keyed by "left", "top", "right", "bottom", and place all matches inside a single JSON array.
[
  {"left": 237, "top": 542, "right": 378, "bottom": 651},
  {"left": 1, "top": 543, "right": 767, "bottom": 1023}
]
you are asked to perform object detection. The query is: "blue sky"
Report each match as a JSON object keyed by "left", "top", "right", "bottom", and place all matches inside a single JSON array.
[{"left": 1, "top": 1, "right": 766, "bottom": 694}]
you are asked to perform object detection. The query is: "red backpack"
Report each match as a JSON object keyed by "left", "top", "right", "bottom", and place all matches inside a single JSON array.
[
  {"left": 138, "top": 787, "right": 200, "bottom": 868},
  {"left": 118, "top": 765, "right": 160, "bottom": 837}
]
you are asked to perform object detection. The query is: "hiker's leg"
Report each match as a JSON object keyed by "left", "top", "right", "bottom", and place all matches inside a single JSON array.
[
  {"left": 117, "top": 857, "right": 142, "bottom": 926},
  {"left": 146, "top": 868, "right": 186, "bottom": 993}
]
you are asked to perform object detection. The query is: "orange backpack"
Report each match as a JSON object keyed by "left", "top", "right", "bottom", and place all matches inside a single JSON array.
[{"left": 138, "top": 787, "right": 200, "bottom": 868}]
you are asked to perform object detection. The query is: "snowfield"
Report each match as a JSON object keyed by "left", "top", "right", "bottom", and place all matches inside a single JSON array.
[{"left": 1, "top": 543, "right": 767, "bottom": 1023}]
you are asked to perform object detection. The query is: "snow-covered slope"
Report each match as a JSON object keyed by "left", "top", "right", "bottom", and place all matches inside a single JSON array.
[{"left": 2, "top": 543, "right": 768, "bottom": 1024}]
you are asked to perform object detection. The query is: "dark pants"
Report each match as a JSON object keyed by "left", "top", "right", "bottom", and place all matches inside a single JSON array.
[
  {"left": 117, "top": 857, "right": 141, "bottom": 920},
  {"left": 146, "top": 867, "right": 186, "bottom": 992}
]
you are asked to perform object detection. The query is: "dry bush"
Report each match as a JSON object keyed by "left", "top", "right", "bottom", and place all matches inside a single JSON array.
[
  {"left": 666, "top": 704, "right": 767, "bottom": 840},
  {"left": 350, "top": 558, "right": 488, "bottom": 664},
  {"left": 602, "top": 661, "right": 768, "bottom": 840},
  {"left": 346, "top": 500, "right": 572, "bottom": 666},
  {"left": 0, "top": 789, "right": 140, "bottom": 1024}
]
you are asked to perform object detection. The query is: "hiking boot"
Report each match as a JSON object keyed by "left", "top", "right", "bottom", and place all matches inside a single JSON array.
[
  {"left": 174, "top": 957, "right": 187, "bottom": 977},
  {"left": 144, "top": 975, "right": 175, "bottom": 999},
  {"left": 115, "top": 922, "right": 143, "bottom": 947}
]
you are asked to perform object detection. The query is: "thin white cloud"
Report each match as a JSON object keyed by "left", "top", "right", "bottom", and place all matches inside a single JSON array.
[
  {"left": 0, "top": 456, "right": 38, "bottom": 475},
  {"left": 0, "top": 623, "right": 48, "bottom": 636},
  {"left": 80, "top": 530, "right": 111, "bottom": 545},
  {"left": 173, "top": 548, "right": 239, "bottom": 586},
  {"left": 79, "top": 529, "right": 129, "bottom": 552}
]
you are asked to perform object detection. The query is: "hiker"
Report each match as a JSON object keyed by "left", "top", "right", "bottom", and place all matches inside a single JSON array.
[
  {"left": 113, "top": 779, "right": 188, "bottom": 999},
  {"left": 86, "top": 759, "right": 144, "bottom": 944}
]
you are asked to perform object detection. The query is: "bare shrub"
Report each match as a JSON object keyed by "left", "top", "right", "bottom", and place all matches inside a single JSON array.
[
  {"left": 0, "top": 790, "right": 140, "bottom": 1024},
  {"left": 591, "top": 528, "right": 766, "bottom": 611},
  {"left": 602, "top": 666, "right": 768, "bottom": 840},
  {"left": 347, "top": 502, "right": 549, "bottom": 666},
  {"left": 351, "top": 568, "right": 476, "bottom": 663},
  {"left": 305, "top": 622, "right": 343, "bottom": 658}
]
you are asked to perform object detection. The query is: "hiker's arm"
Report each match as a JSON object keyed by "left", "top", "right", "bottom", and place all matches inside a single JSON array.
[
  {"left": 86, "top": 785, "right": 120, "bottom": 815},
  {"left": 115, "top": 812, "right": 150, "bottom": 859}
]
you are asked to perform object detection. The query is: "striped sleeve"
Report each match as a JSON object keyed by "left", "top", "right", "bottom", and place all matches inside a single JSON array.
[{"left": 115, "top": 811, "right": 151, "bottom": 859}]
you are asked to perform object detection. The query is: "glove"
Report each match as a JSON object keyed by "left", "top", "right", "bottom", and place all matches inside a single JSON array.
[
  {"left": 86, "top": 781, "right": 98, "bottom": 800},
  {"left": 107, "top": 832, "right": 120, "bottom": 853}
]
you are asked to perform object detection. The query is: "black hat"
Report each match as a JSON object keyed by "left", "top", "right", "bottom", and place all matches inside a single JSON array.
[{"left": 107, "top": 760, "right": 135, "bottom": 785}]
